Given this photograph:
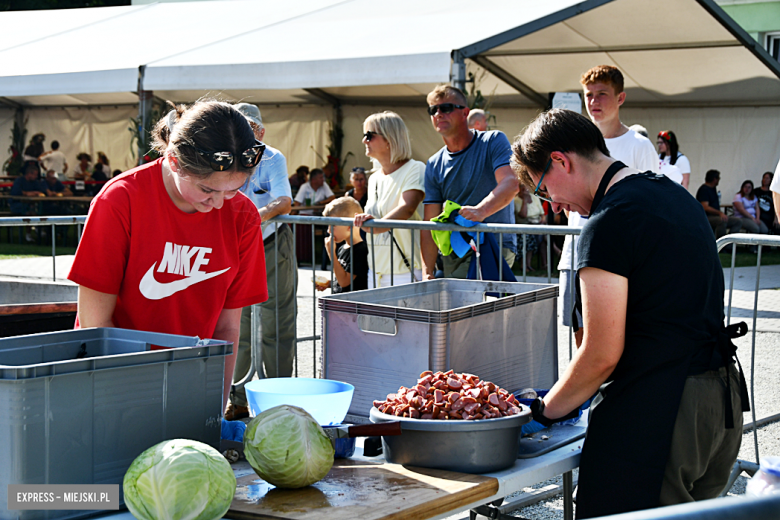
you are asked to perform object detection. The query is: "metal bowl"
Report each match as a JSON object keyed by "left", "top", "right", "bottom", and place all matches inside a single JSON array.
[{"left": 369, "top": 406, "right": 532, "bottom": 474}]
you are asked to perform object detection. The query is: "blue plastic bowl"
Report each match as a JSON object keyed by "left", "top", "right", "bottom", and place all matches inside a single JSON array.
[{"left": 244, "top": 378, "right": 354, "bottom": 426}]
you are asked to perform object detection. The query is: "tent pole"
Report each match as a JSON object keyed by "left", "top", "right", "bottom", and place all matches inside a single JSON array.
[
  {"left": 136, "top": 65, "right": 152, "bottom": 165},
  {"left": 450, "top": 51, "right": 467, "bottom": 91}
]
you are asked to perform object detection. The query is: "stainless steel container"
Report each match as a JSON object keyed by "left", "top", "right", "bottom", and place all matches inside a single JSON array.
[
  {"left": 320, "top": 279, "right": 558, "bottom": 419},
  {"left": 369, "top": 406, "right": 532, "bottom": 473}
]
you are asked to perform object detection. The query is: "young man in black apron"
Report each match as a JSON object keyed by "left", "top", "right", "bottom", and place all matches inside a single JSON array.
[{"left": 510, "top": 109, "right": 748, "bottom": 519}]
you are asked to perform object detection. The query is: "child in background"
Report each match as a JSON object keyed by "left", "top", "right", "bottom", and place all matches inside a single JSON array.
[{"left": 317, "top": 197, "right": 369, "bottom": 293}]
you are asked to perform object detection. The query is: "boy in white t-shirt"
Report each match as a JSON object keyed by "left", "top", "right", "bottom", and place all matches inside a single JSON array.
[
  {"left": 40, "top": 141, "right": 68, "bottom": 180},
  {"left": 559, "top": 65, "right": 657, "bottom": 346}
]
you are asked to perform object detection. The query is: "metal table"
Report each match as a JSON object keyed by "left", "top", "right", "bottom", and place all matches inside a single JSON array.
[{"left": 94, "top": 437, "right": 581, "bottom": 520}]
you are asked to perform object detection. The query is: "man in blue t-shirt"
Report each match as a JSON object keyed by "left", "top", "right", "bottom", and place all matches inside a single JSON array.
[
  {"left": 227, "top": 103, "right": 296, "bottom": 421},
  {"left": 10, "top": 161, "right": 46, "bottom": 216},
  {"left": 421, "top": 85, "right": 519, "bottom": 279}
]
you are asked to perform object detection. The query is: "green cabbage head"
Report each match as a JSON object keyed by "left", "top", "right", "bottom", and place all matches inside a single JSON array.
[
  {"left": 244, "top": 405, "right": 334, "bottom": 489},
  {"left": 123, "top": 439, "right": 236, "bottom": 520}
]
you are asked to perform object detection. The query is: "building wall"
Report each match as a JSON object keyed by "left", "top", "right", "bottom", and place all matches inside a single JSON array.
[{"left": 717, "top": 0, "right": 780, "bottom": 43}]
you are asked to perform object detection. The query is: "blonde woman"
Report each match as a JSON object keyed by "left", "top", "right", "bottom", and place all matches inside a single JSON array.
[{"left": 354, "top": 112, "right": 424, "bottom": 287}]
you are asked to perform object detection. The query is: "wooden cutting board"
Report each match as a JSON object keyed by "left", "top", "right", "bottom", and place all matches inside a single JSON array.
[{"left": 228, "top": 459, "right": 498, "bottom": 520}]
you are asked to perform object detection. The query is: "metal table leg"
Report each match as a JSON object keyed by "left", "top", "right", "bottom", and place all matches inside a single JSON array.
[{"left": 563, "top": 471, "right": 574, "bottom": 520}]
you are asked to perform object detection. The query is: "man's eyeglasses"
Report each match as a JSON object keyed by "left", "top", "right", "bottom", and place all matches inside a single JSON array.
[
  {"left": 533, "top": 157, "right": 554, "bottom": 203},
  {"left": 192, "top": 140, "right": 265, "bottom": 171},
  {"left": 427, "top": 103, "right": 467, "bottom": 116},
  {"left": 363, "top": 131, "right": 382, "bottom": 142}
]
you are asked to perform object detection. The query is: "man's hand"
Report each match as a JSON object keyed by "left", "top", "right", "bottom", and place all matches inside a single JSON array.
[
  {"left": 458, "top": 205, "right": 486, "bottom": 222},
  {"left": 721, "top": 212, "right": 729, "bottom": 223},
  {"left": 258, "top": 196, "right": 291, "bottom": 222}
]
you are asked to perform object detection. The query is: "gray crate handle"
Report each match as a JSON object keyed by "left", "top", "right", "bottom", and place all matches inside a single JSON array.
[{"left": 357, "top": 315, "right": 398, "bottom": 336}]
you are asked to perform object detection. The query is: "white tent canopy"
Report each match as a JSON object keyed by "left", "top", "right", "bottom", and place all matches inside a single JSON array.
[{"left": 1, "top": 0, "right": 779, "bottom": 108}]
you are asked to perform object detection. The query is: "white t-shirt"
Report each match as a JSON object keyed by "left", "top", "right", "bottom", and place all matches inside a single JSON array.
[
  {"left": 294, "top": 181, "right": 334, "bottom": 215},
  {"left": 660, "top": 152, "right": 691, "bottom": 175},
  {"left": 771, "top": 159, "right": 780, "bottom": 194},
  {"left": 657, "top": 162, "right": 683, "bottom": 184},
  {"left": 41, "top": 150, "right": 67, "bottom": 174},
  {"left": 364, "top": 160, "right": 425, "bottom": 276},
  {"left": 558, "top": 128, "right": 657, "bottom": 270}
]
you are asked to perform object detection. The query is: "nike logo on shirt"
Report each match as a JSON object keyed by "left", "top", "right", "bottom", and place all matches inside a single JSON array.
[{"left": 139, "top": 242, "right": 230, "bottom": 300}]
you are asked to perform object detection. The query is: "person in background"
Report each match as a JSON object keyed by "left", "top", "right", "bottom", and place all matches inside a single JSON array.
[
  {"left": 514, "top": 184, "right": 548, "bottom": 272},
  {"left": 772, "top": 160, "right": 780, "bottom": 223},
  {"left": 354, "top": 111, "right": 425, "bottom": 287},
  {"left": 628, "top": 124, "right": 648, "bottom": 138},
  {"left": 467, "top": 109, "right": 488, "bottom": 131},
  {"left": 23, "top": 133, "right": 45, "bottom": 162},
  {"left": 10, "top": 161, "right": 46, "bottom": 242},
  {"left": 696, "top": 169, "right": 742, "bottom": 239},
  {"left": 754, "top": 171, "right": 779, "bottom": 233},
  {"left": 42, "top": 169, "right": 72, "bottom": 197},
  {"left": 74, "top": 153, "right": 92, "bottom": 180},
  {"left": 42, "top": 169, "right": 73, "bottom": 217},
  {"left": 512, "top": 108, "right": 744, "bottom": 519},
  {"left": 289, "top": 165, "right": 309, "bottom": 193},
  {"left": 67, "top": 100, "right": 268, "bottom": 410},
  {"left": 733, "top": 180, "right": 768, "bottom": 235},
  {"left": 293, "top": 168, "right": 334, "bottom": 215},
  {"left": 93, "top": 152, "right": 111, "bottom": 180},
  {"left": 560, "top": 64, "right": 657, "bottom": 347},
  {"left": 40, "top": 140, "right": 68, "bottom": 180},
  {"left": 658, "top": 130, "right": 691, "bottom": 190},
  {"left": 112, "top": 169, "right": 122, "bottom": 177},
  {"left": 346, "top": 167, "right": 368, "bottom": 209},
  {"left": 226, "top": 103, "right": 296, "bottom": 421},
  {"left": 317, "top": 196, "right": 369, "bottom": 294},
  {"left": 421, "top": 85, "right": 518, "bottom": 279}
]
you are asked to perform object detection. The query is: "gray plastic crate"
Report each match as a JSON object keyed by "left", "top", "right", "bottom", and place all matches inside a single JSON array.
[
  {"left": 0, "top": 328, "right": 231, "bottom": 520},
  {"left": 320, "top": 279, "right": 558, "bottom": 419}
]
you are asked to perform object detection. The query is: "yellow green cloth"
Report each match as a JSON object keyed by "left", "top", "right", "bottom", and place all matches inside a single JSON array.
[{"left": 430, "top": 200, "right": 462, "bottom": 256}]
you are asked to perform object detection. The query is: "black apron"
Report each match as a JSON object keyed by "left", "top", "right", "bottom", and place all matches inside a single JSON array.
[{"left": 572, "top": 162, "right": 749, "bottom": 519}]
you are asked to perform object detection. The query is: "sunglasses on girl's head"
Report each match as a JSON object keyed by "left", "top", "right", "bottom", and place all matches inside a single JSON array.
[
  {"left": 363, "top": 131, "right": 382, "bottom": 142},
  {"left": 192, "top": 140, "right": 266, "bottom": 171},
  {"left": 427, "top": 103, "right": 467, "bottom": 116}
]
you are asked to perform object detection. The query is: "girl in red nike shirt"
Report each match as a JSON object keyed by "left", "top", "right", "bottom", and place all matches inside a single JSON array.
[{"left": 68, "top": 100, "right": 268, "bottom": 407}]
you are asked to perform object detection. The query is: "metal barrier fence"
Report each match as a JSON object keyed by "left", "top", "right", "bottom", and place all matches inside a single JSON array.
[
  {"left": 0, "top": 216, "right": 85, "bottom": 281},
  {"left": 714, "top": 233, "right": 780, "bottom": 494}
]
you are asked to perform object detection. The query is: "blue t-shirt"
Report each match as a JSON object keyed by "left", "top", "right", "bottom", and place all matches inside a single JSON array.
[
  {"left": 10, "top": 176, "right": 45, "bottom": 215},
  {"left": 424, "top": 130, "right": 516, "bottom": 251},
  {"left": 241, "top": 144, "right": 292, "bottom": 240}
]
